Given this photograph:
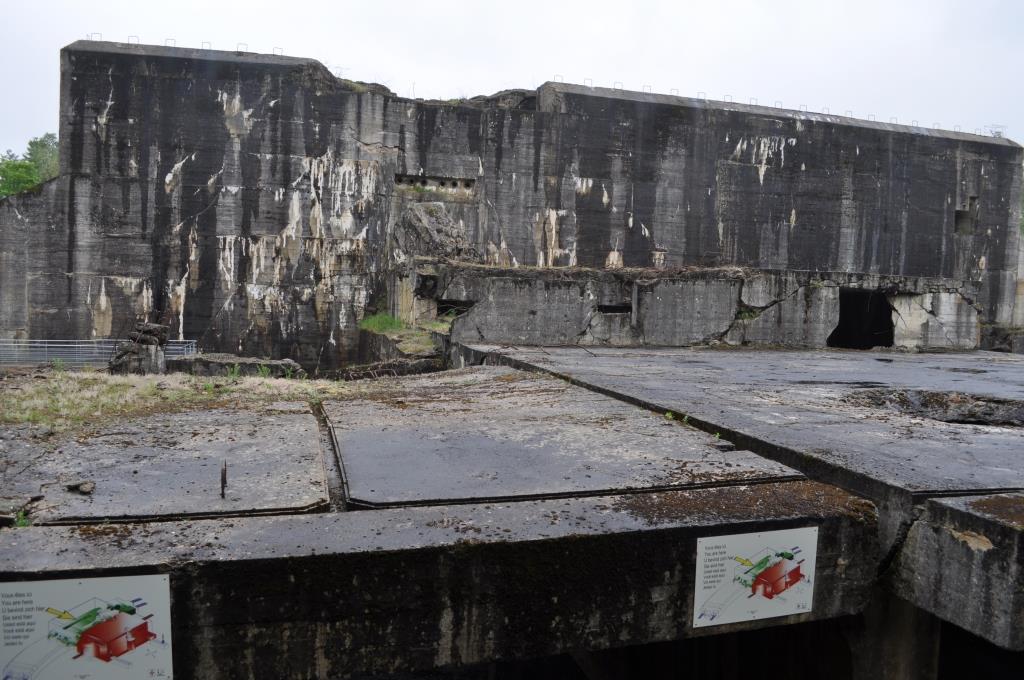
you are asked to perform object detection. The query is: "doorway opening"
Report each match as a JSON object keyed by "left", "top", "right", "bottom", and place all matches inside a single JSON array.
[{"left": 826, "top": 289, "right": 894, "bottom": 349}]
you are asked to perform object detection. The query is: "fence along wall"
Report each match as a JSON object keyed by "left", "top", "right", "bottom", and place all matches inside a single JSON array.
[
  {"left": 0, "top": 339, "right": 196, "bottom": 368},
  {"left": 0, "top": 40, "right": 1020, "bottom": 367}
]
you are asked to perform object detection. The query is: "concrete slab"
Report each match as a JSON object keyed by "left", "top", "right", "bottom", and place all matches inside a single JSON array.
[
  {"left": 1, "top": 403, "right": 328, "bottom": 522},
  {"left": 0, "top": 480, "right": 879, "bottom": 678},
  {"left": 459, "top": 345, "right": 1024, "bottom": 651},
  {"left": 324, "top": 367, "right": 802, "bottom": 507},
  {"left": 463, "top": 347, "right": 1024, "bottom": 528},
  {"left": 893, "top": 492, "right": 1024, "bottom": 650}
]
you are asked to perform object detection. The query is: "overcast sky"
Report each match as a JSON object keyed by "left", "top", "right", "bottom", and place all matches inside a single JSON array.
[{"left": 2, "top": 0, "right": 1021, "bottom": 154}]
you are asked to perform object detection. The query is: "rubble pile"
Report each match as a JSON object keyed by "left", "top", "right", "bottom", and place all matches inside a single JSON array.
[{"left": 109, "top": 322, "right": 169, "bottom": 375}]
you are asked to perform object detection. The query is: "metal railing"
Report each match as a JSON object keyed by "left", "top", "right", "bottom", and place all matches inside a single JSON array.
[{"left": 0, "top": 339, "right": 197, "bottom": 369}]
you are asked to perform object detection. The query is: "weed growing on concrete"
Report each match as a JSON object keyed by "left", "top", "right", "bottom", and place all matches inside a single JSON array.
[
  {"left": 665, "top": 411, "right": 675, "bottom": 420},
  {"left": 14, "top": 510, "right": 30, "bottom": 527},
  {"left": 257, "top": 364, "right": 272, "bottom": 379},
  {"left": 226, "top": 364, "right": 242, "bottom": 379}
]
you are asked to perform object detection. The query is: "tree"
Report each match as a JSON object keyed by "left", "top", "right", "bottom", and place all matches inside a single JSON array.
[
  {"left": 24, "top": 133, "right": 58, "bottom": 181},
  {"left": 0, "top": 133, "right": 59, "bottom": 199},
  {"left": 0, "top": 159, "right": 41, "bottom": 197}
]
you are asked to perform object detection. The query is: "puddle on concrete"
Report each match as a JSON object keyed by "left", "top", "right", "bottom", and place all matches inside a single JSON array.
[{"left": 847, "top": 389, "right": 1024, "bottom": 427}]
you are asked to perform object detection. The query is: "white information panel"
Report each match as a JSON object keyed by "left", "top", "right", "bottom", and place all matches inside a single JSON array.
[
  {"left": 1, "top": 574, "right": 172, "bottom": 679},
  {"left": 693, "top": 526, "right": 818, "bottom": 628}
]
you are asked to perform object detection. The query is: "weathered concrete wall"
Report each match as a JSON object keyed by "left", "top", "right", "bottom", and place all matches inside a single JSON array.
[
  {"left": 0, "top": 179, "right": 64, "bottom": 339},
  {"left": 48, "top": 42, "right": 386, "bottom": 368},
  {"left": 427, "top": 263, "right": 980, "bottom": 350},
  {"left": 1, "top": 41, "right": 1020, "bottom": 365}
]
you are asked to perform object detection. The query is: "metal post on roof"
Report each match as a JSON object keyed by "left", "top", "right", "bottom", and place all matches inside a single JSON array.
[
  {"left": 127, "top": 35, "right": 139, "bottom": 45},
  {"left": 165, "top": 38, "right": 176, "bottom": 47},
  {"left": 237, "top": 42, "right": 248, "bottom": 52},
  {"left": 273, "top": 47, "right": 283, "bottom": 56},
  {"left": 202, "top": 41, "right": 212, "bottom": 50},
  {"left": 986, "top": 124, "right": 1007, "bottom": 138}
]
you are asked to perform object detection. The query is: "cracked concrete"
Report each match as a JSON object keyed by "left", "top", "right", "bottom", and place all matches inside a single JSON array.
[{"left": 422, "top": 262, "right": 979, "bottom": 351}]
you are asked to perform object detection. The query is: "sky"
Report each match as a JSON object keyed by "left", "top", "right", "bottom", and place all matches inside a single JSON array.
[{"left": 1, "top": 0, "right": 1022, "bottom": 154}]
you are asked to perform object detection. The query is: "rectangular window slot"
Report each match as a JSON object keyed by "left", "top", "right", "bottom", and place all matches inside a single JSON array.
[
  {"left": 955, "top": 196, "right": 977, "bottom": 235},
  {"left": 597, "top": 303, "right": 632, "bottom": 314},
  {"left": 395, "top": 175, "right": 475, "bottom": 192}
]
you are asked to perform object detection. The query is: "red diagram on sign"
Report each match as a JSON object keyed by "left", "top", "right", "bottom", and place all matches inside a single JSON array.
[
  {"left": 751, "top": 557, "right": 804, "bottom": 599},
  {"left": 76, "top": 612, "right": 156, "bottom": 662}
]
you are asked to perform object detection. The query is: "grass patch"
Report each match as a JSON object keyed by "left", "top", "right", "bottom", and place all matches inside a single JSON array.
[
  {"left": 393, "top": 329, "right": 436, "bottom": 356},
  {"left": 419, "top": 312, "right": 458, "bottom": 333},
  {"left": 0, "top": 370, "right": 368, "bottom": 437},
  {"left": 359, "top": 313, "right": 405, "bottom": 333},
  {"left": 358, "top": 312, "right": 454, "bottom": 356}
]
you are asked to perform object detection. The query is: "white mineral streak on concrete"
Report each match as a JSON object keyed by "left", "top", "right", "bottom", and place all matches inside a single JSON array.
[
  {"left": 218, "top": 236, "right": 237, "bottom": 288},
  {"left": 575, "top": 177, "right": 594, "bottom": 195},
  {"left": 164, "top": 154, "right": 195, "bottom": 194},
  {"left": 219, "top": 90, "right": 254, "bottom": 136},
  {"left": 91, "top": 278, "right": 112, "bottom": 338},
  {"left": 95, "top": 83, "right": 115, "bottom": 142}
]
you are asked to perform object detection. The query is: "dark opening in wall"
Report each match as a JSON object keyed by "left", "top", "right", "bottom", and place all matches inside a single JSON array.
[
  {"left": 437, "top": 299, "right": 475, "bottom": 316},
  {"left": 394, "top": 174, "right": 476, "bottom": 192},
  {"left": 827, "top": 289, "right": 894, "bottom": 349},
  {"left": 597, "top": 303, "right": 632, "bottom": 314},
  {"left": 955, "top": 196, "right": 978, "bottom": 235},
  {"left": 414, "top": 274, "right": 438, "bottom": 298}
]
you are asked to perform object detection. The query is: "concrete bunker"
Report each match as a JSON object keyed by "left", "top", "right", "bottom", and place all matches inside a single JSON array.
[{"left": 827, "top": 289, "right": 895, "bottom": 350}]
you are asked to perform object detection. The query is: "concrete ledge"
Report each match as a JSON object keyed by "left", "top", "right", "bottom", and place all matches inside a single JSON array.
[
  {"left": 892, "top": 493, "right": 1024, "bottom": 650},
  {"left": 0, "top": 481, "right": 878, "bottom": 678}
]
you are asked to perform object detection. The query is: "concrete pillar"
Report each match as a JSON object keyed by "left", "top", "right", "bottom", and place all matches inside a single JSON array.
[{"left": 845, "top": 591, "right": 940, "bottom": 680}]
